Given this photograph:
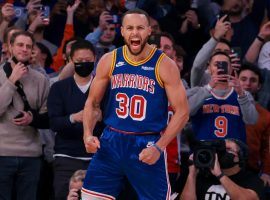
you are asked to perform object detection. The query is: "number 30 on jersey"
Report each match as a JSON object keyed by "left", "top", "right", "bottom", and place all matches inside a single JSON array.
[{"left": 116, "top": 92, "right": 147, "bottom": 121}]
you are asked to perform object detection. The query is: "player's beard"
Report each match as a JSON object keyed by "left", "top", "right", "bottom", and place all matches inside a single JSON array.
[{"left": 124, "top": 35, "right": 149, "bottom": 56}]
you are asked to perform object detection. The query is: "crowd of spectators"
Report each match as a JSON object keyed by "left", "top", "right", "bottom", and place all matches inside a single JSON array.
[{"left": 0, "top": 0, "right": 270, "bottom": 199}]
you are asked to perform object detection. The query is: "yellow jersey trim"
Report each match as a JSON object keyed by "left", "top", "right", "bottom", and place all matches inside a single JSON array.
[
  {"left": 155, "top": 53, "right": 165, "bottom": 88},
  {"left": 123, "top": 45, "right": 156, "bottom": 66},
  {"left": 109, "top": 50, "right": 116, "bottom": 77}
]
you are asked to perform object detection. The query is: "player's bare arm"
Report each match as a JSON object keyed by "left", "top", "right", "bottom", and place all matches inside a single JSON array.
[
  {"left": 139, "top": 56, "right": 189, "bottom": 165},
  {"left": 83, "top": 52, "right": 113, "bottom": 153},
  {"left": 156, "top": 56, "right": 189, "bottom": 150}
]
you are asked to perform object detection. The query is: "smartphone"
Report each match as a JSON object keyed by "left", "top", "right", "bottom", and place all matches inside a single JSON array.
[
  {"left": 77, "top": 190, "right": 81, "bottom": 199},
  {"left": 67, "top": 0, "right": 75, "bottom": 6},
  {"left": 217, "top": 61, "right": 228, "bottom": 75},
  {"left": 107, "top": 11, "right": 119, "bottom": 24},
  {"left": 13, "top": 6, "right": 26, "bottom": 18},
  {"left": 12, "top": 56, "right": 29, "bottom": 66},
  {"left": 40, "top": 6, "right": 50, "bottom": 22},
  {"left": 14, "top": 112, "right": 24, "bottom": 119},
  {"left": 231, "top": 47, "right": 242, "bottom": 59},
  {"left": 218, "top": 11, "right": 230, "bottom": 22}
]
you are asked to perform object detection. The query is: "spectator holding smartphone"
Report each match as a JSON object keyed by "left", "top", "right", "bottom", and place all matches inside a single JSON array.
[
  {"left": 0, "top": 30, "right": 49, "bottom": 200},
  {"left": 27, "top": 5, "right": 58, "bottom": 56},
  {"left": 85, "top": 10, "right": 116, "bottom": 62},
  {"left": 187, "top": 50, "right": 258, "bottom": 142},
  {"left": 67, "top": 170, "right": 86, "bottom": 200}
]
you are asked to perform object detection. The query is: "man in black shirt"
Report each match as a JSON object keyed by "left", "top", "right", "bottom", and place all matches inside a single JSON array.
[{"left": 181, "top": 139, "right": 264, "bottom": 200}]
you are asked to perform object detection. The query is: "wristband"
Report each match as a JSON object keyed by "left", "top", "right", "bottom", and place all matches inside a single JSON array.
[
  {"left": 206, "top": 84, "right": 213, "bottom": 92},
  {"left": 153, "top": 143, "right": 163, "bottom": 154},
  {"left": 238, "top": 91, "right": 247, "bottom": 99},
  {"left": 216, "top": 172, "right": 225, "bottom": 180},
  {"left": 256, "top": 35, "right": 265, "bottom": 43},
  {"left": 69, "top": 114, "right": 75, "bottom": 123}
]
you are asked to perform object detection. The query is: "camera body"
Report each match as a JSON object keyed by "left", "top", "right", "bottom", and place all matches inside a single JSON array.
[{"left": 193, "top": 140, "right": 226, "bottom": 169}]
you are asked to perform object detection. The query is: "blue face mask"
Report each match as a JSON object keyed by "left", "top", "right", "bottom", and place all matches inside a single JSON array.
[{"left": 74, "top": 62, "right": 94, "bottom": 77}]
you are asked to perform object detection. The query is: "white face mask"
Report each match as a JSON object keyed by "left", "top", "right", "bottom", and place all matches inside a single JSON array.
[{"left": 125, "top": 0, "right": 137, "bottom": 10}]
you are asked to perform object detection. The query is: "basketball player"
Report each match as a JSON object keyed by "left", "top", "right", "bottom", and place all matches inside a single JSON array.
[{"left": 82, "top": 8, "right": 189, "bottom": 200}]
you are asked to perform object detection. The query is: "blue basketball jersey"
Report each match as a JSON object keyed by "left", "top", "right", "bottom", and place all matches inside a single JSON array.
[
  {"left": 104, "top": 45, "right": 168, "bottom": 133},
  {"left": 191, "top": 88, "right": 246, "bottom": 142}
]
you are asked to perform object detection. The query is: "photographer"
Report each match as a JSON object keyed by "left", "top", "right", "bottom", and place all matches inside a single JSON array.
[{"left": 180, "top": 139, "right": 264, "bottom": 200}]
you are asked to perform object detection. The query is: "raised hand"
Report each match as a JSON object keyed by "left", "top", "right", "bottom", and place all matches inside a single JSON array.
[
  {"left": 258, "top": 21, "right": 270, "bottom": 41},
  {"left": 209, "top": 73, "right": 229, "bottom": 88},
  {"left": 228, "top": 70, "right": 244, "bottom": 96},
  {"left": 67, "top": 0, "right": 81, "bottom": 15},
  {"left": 26, "top": 0, "right": 42, "bottom": 14},
  {"left": 210, "top": 154, "right": 223, "bottom": 177},
  {"left": 9, "top": 62, "right": 28, "bottom": 84},
  {"left": 185, "top": 10, "right": 199, "bottom": 29},
  {"left": 1, "top": 3, "right": 15, "bottom": 22},
  {"left": 230, "top": 52, "right": 241, "bottom": 71},
  {"left": 98, "top": 11, "right": 113, "bottom": 30},
  {"left": 67, "top": 188, "right": 80, "bottom": 200},
  {"left": 213, "top": 15, "right": 231, "bottom": 40}
]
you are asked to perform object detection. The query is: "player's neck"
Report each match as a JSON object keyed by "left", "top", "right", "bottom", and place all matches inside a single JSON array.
[{"left": 125, "top": 44, "right": 153, "bottom": 63}]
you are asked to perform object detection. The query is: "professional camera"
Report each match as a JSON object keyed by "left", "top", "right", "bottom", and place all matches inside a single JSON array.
[{"left": 193, "top": 140, "right": 226, "bottom": 169}]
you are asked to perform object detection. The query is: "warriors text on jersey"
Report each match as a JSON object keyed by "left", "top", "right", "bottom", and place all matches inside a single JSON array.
[{"left": 104, "top": 45, "right": 168, "bottom": 133}]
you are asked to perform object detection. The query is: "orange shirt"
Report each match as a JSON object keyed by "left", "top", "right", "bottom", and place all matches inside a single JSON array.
[
  {"left": 246, "top": 103, "right": 270, "bottom": 174},
  {"left": 52, "top": 24, "right": 74, "bottom": 72}
]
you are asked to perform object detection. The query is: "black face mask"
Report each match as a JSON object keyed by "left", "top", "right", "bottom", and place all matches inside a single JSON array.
[
  {"left": 74, "top": 62, "right": 94, "bottom": 77},
  {"left": 219, "top": 152, "right": 238, "bottom": 169}
]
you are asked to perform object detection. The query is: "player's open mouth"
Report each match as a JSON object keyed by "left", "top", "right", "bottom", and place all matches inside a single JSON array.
[{"left": 131, "top": 39, "right": 140, "bottom": 47}]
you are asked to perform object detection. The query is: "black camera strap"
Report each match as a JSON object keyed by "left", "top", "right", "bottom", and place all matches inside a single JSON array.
[
  {"left": 3, "top": 61, "right": 50, "bottom": 129},
  {"left": 3, "top": 61, "right": 31, "bottom": 111}
]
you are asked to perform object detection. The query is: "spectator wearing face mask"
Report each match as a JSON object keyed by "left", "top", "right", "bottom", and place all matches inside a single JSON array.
[
  {"left": 47, "top": 40, "right": 104, "bottom": 200},
  {"left": 181, "top": 139, "right": 265, "bottom": 200}
]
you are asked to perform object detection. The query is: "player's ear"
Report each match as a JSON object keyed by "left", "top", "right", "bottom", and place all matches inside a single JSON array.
[
  {"left": 148, "top": 25, "right": 152, "bottom": 36},
  {"left": 120, "top": 26, "right": 124, "bottom": 37}
]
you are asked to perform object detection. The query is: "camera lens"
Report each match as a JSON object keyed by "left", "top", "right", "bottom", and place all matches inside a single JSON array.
[
  {"left": 198, "top": 149, "right": 212, "bottom": 164},
  {"left": 194, "top": 149, "right": 215, "bottom": 168}
]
